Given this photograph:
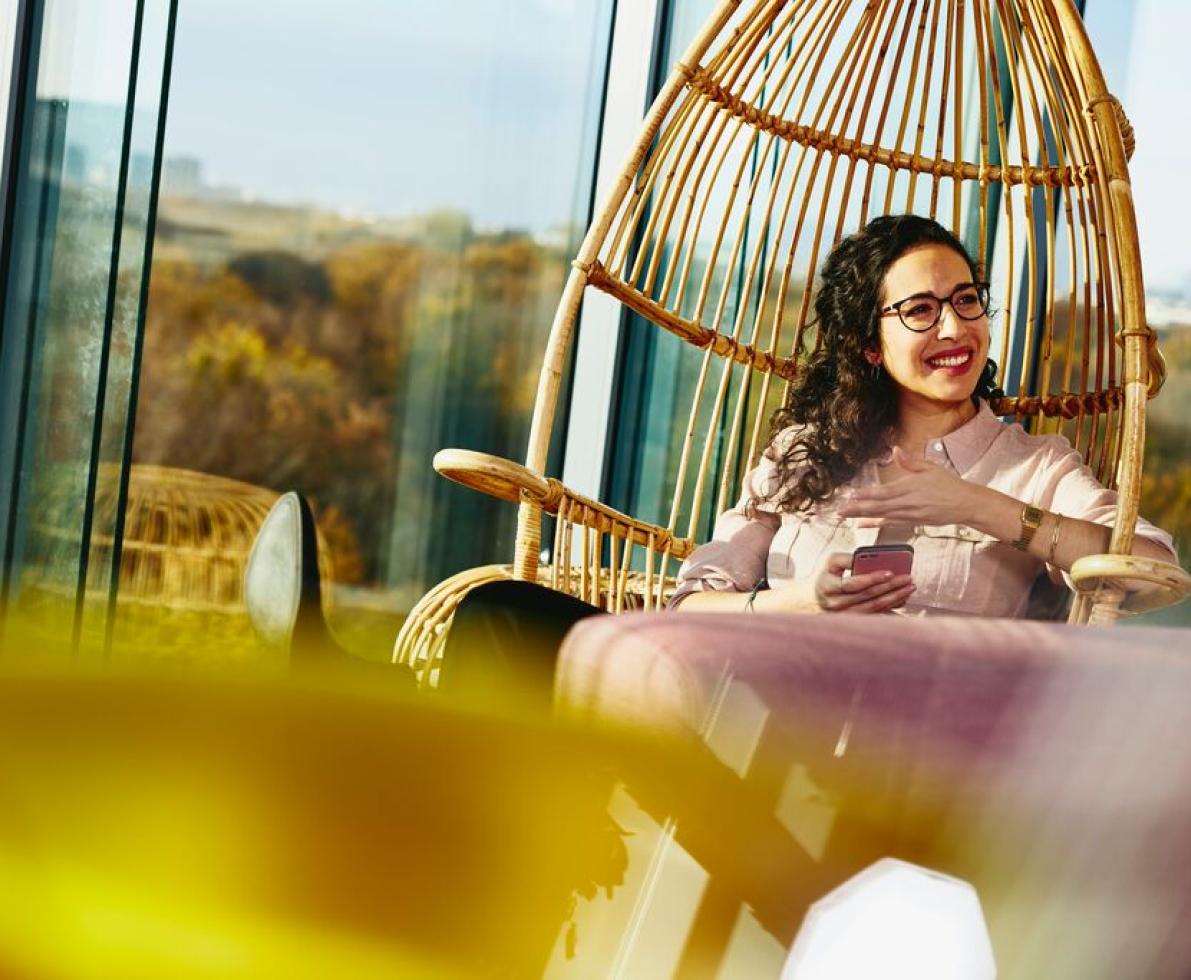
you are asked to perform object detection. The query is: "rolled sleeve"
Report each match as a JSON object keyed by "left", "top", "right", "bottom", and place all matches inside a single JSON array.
[
  {"left": 1036, "top": 441, "right": 1178, "bottom": 581},
  {"left": 667, "top": 447, "right": 784, "bottom": 608}
]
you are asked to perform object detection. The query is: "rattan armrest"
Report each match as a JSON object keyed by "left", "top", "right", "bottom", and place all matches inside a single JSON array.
[
  {"left": 434, "top": 448, "right": 553, "bottom": 505},
  {"left": 1069, "top": 553, "right": 1191, "bottom": 614},
  {"left": 433, "top": 448, "right": 693, "bottom": 558}
]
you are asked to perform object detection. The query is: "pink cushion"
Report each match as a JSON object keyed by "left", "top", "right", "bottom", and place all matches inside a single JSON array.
[
  {"left": 556, "top": 612, "right": 1191, "bottom": 972},
  {"left": 556, "top": 612, "right": 1185, "bottom": 748}
]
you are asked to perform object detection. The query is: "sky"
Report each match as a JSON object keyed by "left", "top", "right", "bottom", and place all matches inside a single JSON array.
[
  {"left": 21, "top": 0, "right": 1187, "bottom": 292},
  {"left": 1084, "top": 0, "right": 1191, "bottom": 295},
  {"left": 156, "top": 0, "right": 1191, "bottom": 291},
  {"left": 159, "top": 0, "right": 612, "bottom": 232}
]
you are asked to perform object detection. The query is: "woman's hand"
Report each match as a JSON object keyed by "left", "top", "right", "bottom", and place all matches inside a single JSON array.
[
  {"left": 681, "top": 558, "right": 914, "bottom": 614},
  {"left": 836, "top": 446, "right": 984, "bottom": 526},
  {"left": 813, "top": 552, "right": 915, "bottom": 613}
]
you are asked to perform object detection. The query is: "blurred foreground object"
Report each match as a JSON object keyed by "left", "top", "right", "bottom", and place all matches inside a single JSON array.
[
  {"left": 3, "top": 612, "right": 1190, "bottom": 978},
  {"left": 782, "top": 858, "right": 995, "bottom": 980},
  {"left": 0, "top": 666, "right": 625, "bottom": 978},
  {"left": 396, "top": 0, "right": 1188, "bottom": 690},
  {"left": 556, "top": 612, "right": 1191, "bottom": 977}
]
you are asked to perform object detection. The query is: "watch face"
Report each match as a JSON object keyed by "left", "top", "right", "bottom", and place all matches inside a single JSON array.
[{"left": 1024, "top": 505, "right": 1044, "bottom": 527}]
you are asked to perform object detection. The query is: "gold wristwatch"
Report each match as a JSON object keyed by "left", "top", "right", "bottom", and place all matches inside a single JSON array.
[{"left": 1011, "top": 503, "right": 1044, "bottom": 551}]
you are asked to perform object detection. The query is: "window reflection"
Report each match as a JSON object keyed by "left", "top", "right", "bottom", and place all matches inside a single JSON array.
[{"left": 128, "top": 0, "right": 613, "bottom": 655}]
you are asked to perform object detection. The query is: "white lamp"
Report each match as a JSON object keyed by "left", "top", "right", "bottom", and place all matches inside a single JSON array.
[{"left": 782, "top": 858, "right": 996, "bottom": 980}]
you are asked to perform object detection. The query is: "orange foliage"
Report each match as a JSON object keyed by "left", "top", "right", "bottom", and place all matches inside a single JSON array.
[{"left": 135, "top": 232, "right": 566, "bottom": 589}]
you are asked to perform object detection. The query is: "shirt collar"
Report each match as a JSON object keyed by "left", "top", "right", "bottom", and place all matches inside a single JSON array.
[{"left": 939, "top": 399, "right": 1004, "bottom": 475}]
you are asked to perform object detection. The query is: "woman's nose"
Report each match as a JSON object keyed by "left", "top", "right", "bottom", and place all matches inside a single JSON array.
[{"left": 935, "top": 304, "right": 962, "bottom": 339}]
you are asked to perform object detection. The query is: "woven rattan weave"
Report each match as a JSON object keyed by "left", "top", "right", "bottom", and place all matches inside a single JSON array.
[{"left": 394, "top": 0, "right": 1189, "bottom": 686}]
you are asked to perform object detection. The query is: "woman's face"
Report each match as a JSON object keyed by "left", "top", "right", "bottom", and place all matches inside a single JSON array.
[{"left": 874, "top": 243, "right": 990, "bottom": 413}]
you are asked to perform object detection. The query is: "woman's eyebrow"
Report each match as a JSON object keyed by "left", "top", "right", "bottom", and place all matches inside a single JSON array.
[{"left": 894, "top": 281, "right": 976, "bottom": 301}]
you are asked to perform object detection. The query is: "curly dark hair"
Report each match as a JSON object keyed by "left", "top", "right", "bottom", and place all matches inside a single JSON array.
[{"left": 766, "top": 214, "right": 1002, "bottom": 514}]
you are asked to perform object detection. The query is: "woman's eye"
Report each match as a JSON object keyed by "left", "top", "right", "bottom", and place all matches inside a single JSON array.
[
  {"left": 905, "top": 302, "right": 934, "bottom": 318},
  {"left": 954, "top": 292, "right": 978, "bottom": 307}
]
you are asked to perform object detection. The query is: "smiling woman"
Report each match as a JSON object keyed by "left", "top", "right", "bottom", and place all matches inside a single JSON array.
[{"left": 673, "top": 215, "right": 1178, "bottom": 620}]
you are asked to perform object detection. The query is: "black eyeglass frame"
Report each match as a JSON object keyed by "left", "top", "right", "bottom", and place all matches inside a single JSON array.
[{"left": 879, "top": 282, "right": 992, "bottom": 333}]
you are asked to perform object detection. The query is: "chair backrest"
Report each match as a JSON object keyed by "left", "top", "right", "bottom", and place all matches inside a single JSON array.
[{"left": 512, "top": 0, "right": 1163, "bottom": 617}]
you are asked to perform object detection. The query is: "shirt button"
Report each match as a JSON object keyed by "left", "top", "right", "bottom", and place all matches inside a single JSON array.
[{"left": 933, "top": 441, "right": 944, "bottom": 452}]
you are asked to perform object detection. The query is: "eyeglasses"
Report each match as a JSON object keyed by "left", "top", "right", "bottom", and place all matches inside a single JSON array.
[{"left": 879, "top": 282, "right": 991, "bottom": 332}]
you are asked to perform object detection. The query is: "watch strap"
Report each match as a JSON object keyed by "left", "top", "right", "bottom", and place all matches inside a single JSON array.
[{"left": 1011, "top": 503, "right": 1044, "bottom": 552}]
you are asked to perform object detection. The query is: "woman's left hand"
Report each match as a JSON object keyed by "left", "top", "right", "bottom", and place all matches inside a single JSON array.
[{"left": 836, "top": 446, "right": 983, "bottom": 526}]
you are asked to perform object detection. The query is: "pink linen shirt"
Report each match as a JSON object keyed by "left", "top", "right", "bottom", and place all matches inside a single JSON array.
[{"left": 671, "top": 401, "right": 1178, "bottom": 618}]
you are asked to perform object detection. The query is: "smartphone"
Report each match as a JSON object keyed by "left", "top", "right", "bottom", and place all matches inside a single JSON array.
[{"left": 851, "top": 544, "right": 914, "bottom": 577}]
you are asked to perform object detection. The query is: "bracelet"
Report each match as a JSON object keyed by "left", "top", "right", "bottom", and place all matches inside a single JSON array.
[
  {"left": 1047, "top": 513, "right": 1064, "bottom": 565},
  {"left": 745, "top": 577, "right": 768, "bottom": 612}
]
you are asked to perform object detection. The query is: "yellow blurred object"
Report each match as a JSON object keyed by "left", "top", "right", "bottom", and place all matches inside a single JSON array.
[
  {"left": 5, "top": 608, "right": 1191, "bottom": 976},
  {"left": 0, "top": 664, "right": 634, "bottom": 978}
]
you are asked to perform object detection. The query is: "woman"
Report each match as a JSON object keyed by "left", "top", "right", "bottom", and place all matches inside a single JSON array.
[
  {"left": 444, "top": 214, "right": 1177, "bottom": 703},
  {"left": 672, "top": 214, "right": 1176, "bottom": 616}
]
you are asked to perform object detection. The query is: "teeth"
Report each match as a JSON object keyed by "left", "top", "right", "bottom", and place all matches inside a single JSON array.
[{"left": 929, "top": 352, "right": 970, "bottom": 367}]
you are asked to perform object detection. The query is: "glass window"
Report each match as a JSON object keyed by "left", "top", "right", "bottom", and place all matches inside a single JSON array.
[
  {"left": 0, "top": 3, "right": 20, "bottom": 157},
  {"left": 125, "top": 0, "right": 614, "bottom": 657},
  {"left": 0, "top": 0, "right": 175, "bottom": 652},
  {"left": 606, "top": 0, "right": 774, "bottom": 546},
  {"left": 1085, "top": 0, "right": 1191, "bottom": 626}
]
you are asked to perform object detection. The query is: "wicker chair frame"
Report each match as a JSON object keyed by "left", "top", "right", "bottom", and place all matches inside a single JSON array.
[{"left": 394, "top": 0, "right": 1189, "bottom": 686}]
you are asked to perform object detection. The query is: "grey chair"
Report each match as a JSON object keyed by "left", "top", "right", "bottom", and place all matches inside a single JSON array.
[{"left": 245, "top": 491, "right": 414, "bottom": 688}]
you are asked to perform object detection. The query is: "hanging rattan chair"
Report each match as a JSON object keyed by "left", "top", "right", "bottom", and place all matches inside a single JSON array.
[{"left": 394, "top": 0, "right": 1190, "bottom": 685}]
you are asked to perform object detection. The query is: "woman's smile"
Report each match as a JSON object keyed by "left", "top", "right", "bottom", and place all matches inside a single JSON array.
[{"left": 924, "top": 345, "right": 976, "bottom": 374}]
